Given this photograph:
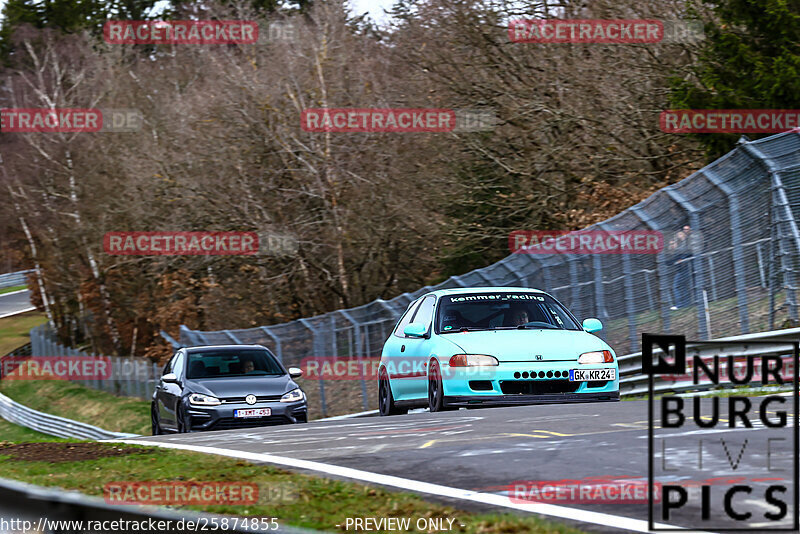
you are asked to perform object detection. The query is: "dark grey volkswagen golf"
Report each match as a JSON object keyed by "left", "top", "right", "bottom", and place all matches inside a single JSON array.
[{"left": 151, "top": 345, "right": 307, "bottom": 434}]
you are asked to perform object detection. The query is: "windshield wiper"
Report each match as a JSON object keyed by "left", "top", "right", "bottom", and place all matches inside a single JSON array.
[
  {"left": 517, "top": 322, "right": 559, "bottom": 330},
  {"left": 442, "top": 326, "right": 487, "bottom": 333}
]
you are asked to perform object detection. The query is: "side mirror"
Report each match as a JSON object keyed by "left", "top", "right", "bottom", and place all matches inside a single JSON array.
[
  {"left": 288, "top": 367, "right": 303, "bottom": 378},
  {"left": 404, "top": 323, "right": 427, "bottom": 338},
  {"left": 162, "top": 373, "right": 178, "bottom": 384},
  {"left": 582, "top": 318, "right": 603, "bottom": 333}
]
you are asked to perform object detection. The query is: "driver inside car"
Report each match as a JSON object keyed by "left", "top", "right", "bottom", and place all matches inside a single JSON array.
[
  {"left": 241, "top": 358, "right": 256, "bottom": 374},
  {"left": 507, "top": 305, "right": 530, "bottom": 326}
]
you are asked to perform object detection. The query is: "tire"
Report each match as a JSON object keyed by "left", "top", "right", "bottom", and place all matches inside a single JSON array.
[
  {"left": 428, "top": 360, "right": 455, "bottom": 412},
  {"left": 176, "top": 403, "right": 189, "bottom": 433},
  {"left": 378, "top": 370, "right": 407, "bottom": 416},
  {"left": 151, "top": 404, "right": 163, "bottom": 435}
]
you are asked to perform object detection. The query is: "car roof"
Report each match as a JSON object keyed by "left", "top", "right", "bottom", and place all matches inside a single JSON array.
[
  {"left": 184, "top": 345, "right": 267, "bottom": 353},
  {"left": 421, "top": 286, "right": 548, "bottom": 299}
]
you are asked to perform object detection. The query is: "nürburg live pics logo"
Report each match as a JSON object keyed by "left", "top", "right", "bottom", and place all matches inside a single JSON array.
[{"left": 644, "top": 333, "right": 799, "bottom": 531}]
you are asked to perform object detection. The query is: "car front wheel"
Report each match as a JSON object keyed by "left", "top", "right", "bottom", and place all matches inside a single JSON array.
[
  {"left": 176, "top": 403, "right": 189, "bottom": 433},
  {"left": 151, "top": 404, "right": 163, "bottom": 435},
  {"left": 428, "top": 360, "right": 455, "bottom": 412}
]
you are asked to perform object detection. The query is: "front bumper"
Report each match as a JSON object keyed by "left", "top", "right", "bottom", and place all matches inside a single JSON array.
[
  {"left": 441, "top": 360, "right": 619, "bottom": 402},
  {"left": 185, "top": 400, "right": 307, "bottom": 431},
  {"left": 446, "top": 392, "right": 619, "bottom": 407}
]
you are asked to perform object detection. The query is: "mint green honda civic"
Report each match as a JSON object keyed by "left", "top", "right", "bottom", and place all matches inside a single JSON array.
[{"left": 377, "top": 287, "right": 619, "bottom": 415}]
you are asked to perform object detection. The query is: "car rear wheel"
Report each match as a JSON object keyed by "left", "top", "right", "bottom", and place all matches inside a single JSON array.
[
  {"left": 151, "top": 404, "right": 163, "bottom": 435},
  {"left": 379, "top": 370, "right": 407, "bottom": 416},
  {"left": 428, "top": 360, "right": 456, "bottom": 412}
]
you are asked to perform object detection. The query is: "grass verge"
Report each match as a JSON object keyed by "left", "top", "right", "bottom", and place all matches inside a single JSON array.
[
  {"left": 0, "top": 417, "right": 68, "bottom": 443},
  {"left": 0, "top": 311, "right": 150, "bottom": 435},
  {"left": 0, "top": 285, "right": 27, "bottom": 296},
  {"left": 0, "top": 311, "right": 46, "bottom": 355},
  {"left": 0, "top": 438, "right": 585, "bottom": 534},
  {"left": 0, "top": 379, "right": 150, "bottom": 435}
]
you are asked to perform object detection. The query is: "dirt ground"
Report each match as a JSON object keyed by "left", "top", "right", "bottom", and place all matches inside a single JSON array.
[{"left": 0, "top": 442, "right": 149, "bottom": 462}]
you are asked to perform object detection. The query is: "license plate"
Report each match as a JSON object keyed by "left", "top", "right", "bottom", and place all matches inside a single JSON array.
[
  {"left": 569, "top": 368, "right": 616, "bottom": 381},
  {"left": 234, "top": 408, "right": 271, "bottom": 418}
]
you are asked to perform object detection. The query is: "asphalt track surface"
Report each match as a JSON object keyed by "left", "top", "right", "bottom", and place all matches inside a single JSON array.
[
  {"left": 129, "top": 396, "right": 797, "bottom": 533},
  {"left": 0, "top": 289, "right": 33, "bottom": 318}
]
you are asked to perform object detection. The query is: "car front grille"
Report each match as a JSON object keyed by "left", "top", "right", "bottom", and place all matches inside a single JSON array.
[
  {"left": 220, "top": 395, "right": 282, "bottom": 404},
  {"left": 500, "top": 380, "right": 581, "bottom": 395}
]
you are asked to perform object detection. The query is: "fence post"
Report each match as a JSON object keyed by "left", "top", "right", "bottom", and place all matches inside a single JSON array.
[
  {"left": 598, "top": 221, "right": 638, "bottom": 352},
  {"left": 567, "top": 256, "right": 580, "bottom": 315},
  {"left": 664, "top": 187, "right": 710, "bottom": 339},
  {"left": 631, "top": 205, "right": 672, "bottom": 335},
  {"left": 741, "top": 142, "right": 800, "bottom": 325},
  {"left": 339, "top": 310, "right": 369, "bottom": 411},
  {"left": 592, "top": 254, "right": 606, "bottom": 321},
  {"left": 704, "top": 168, "right": 750, "bottom": 333},
  {"left": 771, "top": 172, "right": 800, "bottom": 324},
  {"left": 299, "top": 318, "right": 326, "bottom": 417}
]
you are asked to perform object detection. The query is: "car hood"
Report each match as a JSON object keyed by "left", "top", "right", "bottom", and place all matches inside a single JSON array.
[
  {"left": 186, "top": 375, "right": 297, "bottom": 398},
  {"left": 442, "top": 329, "right": 612, "bottom": 362}
]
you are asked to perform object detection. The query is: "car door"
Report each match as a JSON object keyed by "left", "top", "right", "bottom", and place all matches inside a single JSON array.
[
  {"left": 396, "top": 295, "right": 436, "bottom": 400},
  {"left": 382, "top": 299, "right": 421, "bottom": 400},
  {"left": 156, "top": 351, "right": 185, "bottom": 430}
]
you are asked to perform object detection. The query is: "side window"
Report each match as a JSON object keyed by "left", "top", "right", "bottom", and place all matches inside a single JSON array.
[
  {"left": 173, "top": 352, "right": 186, "bottom": 379},
  {"left": 394, "top": 299, "right": 422, "bottom": 337},
  {"left": 162, "top": 355, "right": 176, "bottom": 376},
  {"left": 410, "top": 296, "right": 436, "bottom": 334}
]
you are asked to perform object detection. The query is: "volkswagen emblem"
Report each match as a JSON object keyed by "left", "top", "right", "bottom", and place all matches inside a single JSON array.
[{"left": 245, "top": 394, "right": 257, "bottom": 405}]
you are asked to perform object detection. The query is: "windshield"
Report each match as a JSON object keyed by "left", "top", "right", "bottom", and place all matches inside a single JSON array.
[
  {"left": 186, "top": 349, "right": 284, "bottom": 379},
  {"left": 435, "top": 292, "right": 581, "bottom": 333}
]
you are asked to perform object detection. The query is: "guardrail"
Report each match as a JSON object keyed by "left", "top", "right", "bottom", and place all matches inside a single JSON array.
[
  {"left": 618, "top": 327, "right": 800, "bottom": 397},
  {"left": 0, "top": 269, "right": 32, "bottom": 289},
  {"left": 0, "top": 392, "right": 137, "bottom": 440},
  {"left": 0, "top": 476, "right": 321, "bottom": 534}
]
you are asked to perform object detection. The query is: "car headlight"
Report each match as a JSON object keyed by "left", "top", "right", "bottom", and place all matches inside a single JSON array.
[
  {"left": 449, "top": 354, "right": 499, "bottom": 367},
  {"left": 280, "top": 388, "right": 305, "bottom": 403},
  {"left": 578, "top": 350, "right": 614, "bottom": 364},
  {"left": 188, "top": 393, "right": 221, "bottom": 406}
]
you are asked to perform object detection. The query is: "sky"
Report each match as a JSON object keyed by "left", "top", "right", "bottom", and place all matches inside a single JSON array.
[{"left": 349, "top": 0, "right": 397, "bottom": 24}]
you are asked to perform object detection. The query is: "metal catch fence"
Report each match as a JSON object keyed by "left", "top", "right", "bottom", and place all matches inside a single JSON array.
[
  {"left": 28, "top": 324, "right": 161, "bottom": 401},
  {"left": 179, "top": 131, "right": 800, "bottom": 418}
]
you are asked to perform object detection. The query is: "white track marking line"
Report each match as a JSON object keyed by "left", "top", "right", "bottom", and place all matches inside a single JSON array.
[
  {"left": 114, "top": 439, "right": 710, "bottom": 533},
  {"left": 0, "top": 307, "right": 36, "bottom": 320}
]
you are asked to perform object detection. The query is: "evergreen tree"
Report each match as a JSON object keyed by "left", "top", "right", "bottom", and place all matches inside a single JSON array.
[
  {"left": 0, "top": 0, "right": 161, "bottom": 62},
  {"left": 670, "top": 0, "right": 800, "bottom": 158}
]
